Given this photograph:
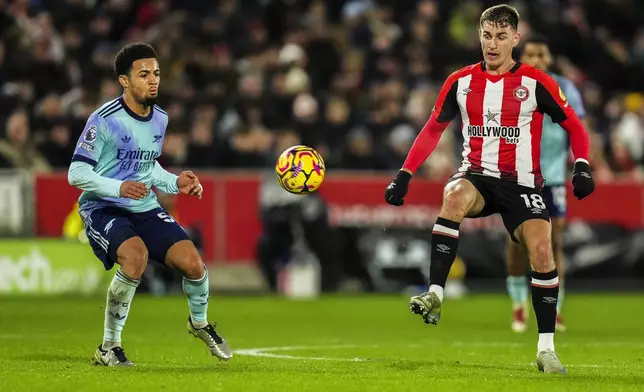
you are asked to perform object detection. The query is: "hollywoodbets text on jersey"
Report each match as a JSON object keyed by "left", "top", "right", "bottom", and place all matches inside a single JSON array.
[{"left": 467, "top": 125, "right": 521, "bottom": 144}]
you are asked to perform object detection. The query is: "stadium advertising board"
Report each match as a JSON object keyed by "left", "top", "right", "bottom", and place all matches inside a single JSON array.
[
  {"left": 0, "top": 240, "right": 114, "bottom": 294},
  {"left": 34, "top": 173, "right": 644, "bottom": 277}
]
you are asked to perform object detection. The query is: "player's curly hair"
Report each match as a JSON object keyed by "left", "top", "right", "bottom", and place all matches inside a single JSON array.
[
  {"left": 480, "top": 4, "right": 520, "bottom": 30},
  {"left": 113, "top": 42, "right": 157, "bottom": 78}
]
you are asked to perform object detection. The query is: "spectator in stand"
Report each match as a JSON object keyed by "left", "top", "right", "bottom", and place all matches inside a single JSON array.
[
  {"left": 0, "top": 0, "right": 641, "bottom": 180},
  {"left": 0, "top": 109, "right": 50, "bottom": 172}
]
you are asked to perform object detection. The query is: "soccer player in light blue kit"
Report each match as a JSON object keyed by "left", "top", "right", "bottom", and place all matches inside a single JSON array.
[
  {"left": 505, "top": 36, "right": 586, "bottom": 333},
  {"left": 68, "top": 43, "right": 232, "bottom": 366}
]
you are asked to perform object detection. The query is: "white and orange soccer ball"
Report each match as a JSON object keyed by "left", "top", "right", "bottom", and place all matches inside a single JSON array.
[{"left": 275, "top": 145, "right": 325, "bottom": 195}]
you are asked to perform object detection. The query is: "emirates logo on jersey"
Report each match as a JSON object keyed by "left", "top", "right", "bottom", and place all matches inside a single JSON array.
[{"left": 513, "top": 85, "right": 529, "bottom": 102}]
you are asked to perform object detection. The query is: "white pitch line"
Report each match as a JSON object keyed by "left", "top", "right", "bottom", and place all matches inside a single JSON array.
[
  {"left": 236, "top": 343, "right": 644, "bottom": 369},
  {"left": 235, "top": 345, "right": 367, "bottom": 362}
]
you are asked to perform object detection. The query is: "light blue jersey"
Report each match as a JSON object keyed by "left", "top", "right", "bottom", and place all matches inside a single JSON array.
[
  {"left": 70, "top": 96, "right": 178, "bottom": 215},
  {"left": 540, "top": 73, "right": 586, "bottom": 186}
]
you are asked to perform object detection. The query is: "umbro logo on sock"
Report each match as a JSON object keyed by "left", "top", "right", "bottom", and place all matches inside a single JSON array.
[
  {"left": 436, "top": 244, "right": 451, "bottom": 253},
  {"left": 542, "top": 297, "right": 557, "bottom": 304}
]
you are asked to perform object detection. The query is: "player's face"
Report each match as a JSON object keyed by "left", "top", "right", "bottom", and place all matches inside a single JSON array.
[
  {"left": 520, "top": 43, "right": 552, "bottom": 72},
  {"left": 480, "top": 22, "right": 520, "bottom": 69},
  {"left": 122, "top": 58, "right": 160, "bottom": 106}
]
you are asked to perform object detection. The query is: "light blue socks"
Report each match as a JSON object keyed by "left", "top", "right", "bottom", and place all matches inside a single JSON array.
[
  {"left": 182, "top": 268, "right": 209, "bottom": 328},
  {"left": 506, "top": 275, "right": 529, "bottom": 307}
]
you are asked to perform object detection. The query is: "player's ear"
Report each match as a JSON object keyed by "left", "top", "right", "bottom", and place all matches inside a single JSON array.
[
  {"left": 118, "top": 74, "right": 129, "bottom": 89},
  {"left": 512, "top": 31, "right": 521, "bottom": 48}
]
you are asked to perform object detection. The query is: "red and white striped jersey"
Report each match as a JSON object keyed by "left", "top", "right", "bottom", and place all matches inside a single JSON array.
[{"left": 433, "top": 61, "right": 576, "bottom": 188}]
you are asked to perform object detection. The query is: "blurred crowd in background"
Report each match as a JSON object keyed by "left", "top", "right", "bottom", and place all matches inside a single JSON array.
[{"left": 0, "top": 0, "right": 643, "bottom": 181}]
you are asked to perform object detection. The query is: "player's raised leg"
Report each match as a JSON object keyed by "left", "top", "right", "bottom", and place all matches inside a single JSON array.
[
  {"left": 93, "top": 234, "right": 148, "bottom": 367},
  {"left": 550, "top": 216, "right": 566, "bottom": 332},
  {"left": 505, "top": 238, "right": 530, "bottom": 332},
  {"left": 165, "top": 239, "right": 233, "bottom": 360},
  {"left": 514, "top": 219, "right": 565, "bottom": 374},
  {"left": 409, "top": 177, "right": 485, "bottom": 326}
]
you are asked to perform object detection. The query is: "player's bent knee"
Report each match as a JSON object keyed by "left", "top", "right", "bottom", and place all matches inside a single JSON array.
[
  {"left": 182, "top": 253, "right": 205, "bottom": 280},
  {"left": 165, "top": 240, "right": 205, "bottom": 279},
  {"left": 441, "top": 180, "right": 477, "bottom": 221},
  {"left": 117, "top": 238, "right": 149, "bottom": 279},
  {"left": 530, "top": 240, "right": 554, "bottom": 273}
]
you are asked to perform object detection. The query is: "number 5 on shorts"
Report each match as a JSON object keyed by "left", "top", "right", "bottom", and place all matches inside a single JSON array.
[
  {"left": 520, "top": 193, "right": 546, "bottom": 209},
  {"left": 157, "top": 212, "right": 176, "bottom": 223}
]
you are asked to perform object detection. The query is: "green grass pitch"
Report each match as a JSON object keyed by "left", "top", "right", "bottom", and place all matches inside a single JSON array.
[{"left": 1, "top": 293, "right": 643, "bottom": 391}]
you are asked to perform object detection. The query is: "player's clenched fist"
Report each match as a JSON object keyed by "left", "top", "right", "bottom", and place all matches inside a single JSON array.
[
  {"left": 178, "top": 170, "right": 203, "bottom": 199},
  {"left": 385, "top": 170, "right": 412, "bottom": 206},
  {"left": 572, "top": 160, "right": 595, "bottom": 200},
  {"left": 120, "top": 181, "right": 149, "bottom": 200}
]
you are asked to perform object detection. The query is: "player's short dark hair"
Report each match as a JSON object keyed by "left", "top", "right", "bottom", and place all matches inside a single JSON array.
[
  {"left": 480, "top": 4, "right": 520, "bottom": 30},
  {"left": 113, "top": 42, "right": 157, "bottom": 78}
]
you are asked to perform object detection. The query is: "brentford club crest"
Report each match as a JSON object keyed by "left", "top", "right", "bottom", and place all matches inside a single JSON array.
[{"left": 513, "top": 85, "right": 529, "bottom": 102}]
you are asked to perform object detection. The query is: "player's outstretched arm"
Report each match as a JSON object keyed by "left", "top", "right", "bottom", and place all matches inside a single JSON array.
[
  {"left": 385, "top": 72, "right": 460, "bottom": 206},
  {"left": 151, "top": 161, "right": 203, "bottom": 198},
  {"left": 535, "top": 72, "right": 595, "bottom": 200},
  {"left": 68, "top": 161, "right": 123, "bottom": 197},
  {"left": 563, "top": 79, "right": 613, "bottom": 180},
  {"left": 68, "top": 161, "right": 148, "bottom": 199},
  {"left": 151, "top": 161, "right": 180, "bottom": 194}
]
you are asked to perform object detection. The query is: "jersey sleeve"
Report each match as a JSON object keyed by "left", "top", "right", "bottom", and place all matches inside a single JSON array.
[
  {"left": 151, "top": 161, "right": 179, "bottom": 194},
  {"left": 535, "top": 71, "right": 590, "bottom": 161},
  {"left": 71, "top": 113, "right": 108, "bottom": 167},
  {"left": 534, "top": 72, "right": 578, "bottom": 123},
  {"left": 401, "top": 72, "right": 460, "bottom": 174},
  {"left": 562, "top": 79, "right": 586, "bottom": 119},
  {"left": 432, "top": 73, "right": 460, "bottom": 123}
]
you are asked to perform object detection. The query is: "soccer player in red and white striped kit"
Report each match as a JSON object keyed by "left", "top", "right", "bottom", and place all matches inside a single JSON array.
[{"left": 385, "top": 4, "right": 595, "bottom": 374}]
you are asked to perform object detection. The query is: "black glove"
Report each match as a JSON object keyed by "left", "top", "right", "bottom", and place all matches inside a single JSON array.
[
  {"left": 572, "top": 160, "right": 595, "bottom": 200},
  {"left": 385, "top": 170, "right": 412, "bottom": 206}
]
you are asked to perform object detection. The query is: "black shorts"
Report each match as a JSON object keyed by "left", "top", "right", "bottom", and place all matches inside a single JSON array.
[
  {"left": 80, "top": 206, "right": 190, "bottom": 270},
  {"left": 449, "top": 172, "right": 550, "bottom": 243}
]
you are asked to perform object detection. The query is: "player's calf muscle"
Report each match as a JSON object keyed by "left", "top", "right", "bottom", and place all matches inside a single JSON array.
[
  {"left": 439, "top": 179, "right": 482, "bottom": 221},
  {"left": 116, "top": 237, "right": 149, "bottom": 279}
]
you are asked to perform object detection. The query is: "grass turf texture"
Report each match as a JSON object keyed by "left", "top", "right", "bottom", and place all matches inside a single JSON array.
[{"left": 1, "top": 294, "right": 643, "bottom": 392}]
